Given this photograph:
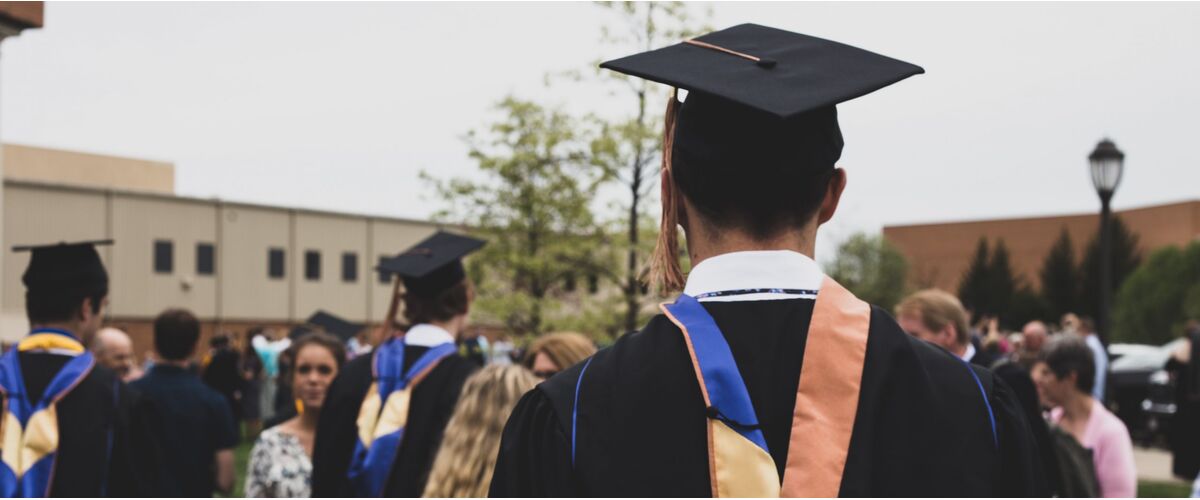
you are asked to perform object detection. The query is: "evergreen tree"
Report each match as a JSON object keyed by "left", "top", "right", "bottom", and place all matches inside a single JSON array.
[
  {"left": 958, "top": 238, "right": 991, "bottom": 318},
  {"left": 1039, "top": 228, "right": 1079, "bottom": 319},
  {"left": 1080, "top": 216, "right": 1142, "bottom": 320},
  {"left": 987, "top": 239, "right": 1019, "bottom": 325}
]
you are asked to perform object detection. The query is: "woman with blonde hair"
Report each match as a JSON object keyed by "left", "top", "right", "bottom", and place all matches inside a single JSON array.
[
  {"left": 422, "top": 365, "right": 540, "bottom": 498},
  {"left": 523, "top": 332, "right": 597, "bottom": 379}
]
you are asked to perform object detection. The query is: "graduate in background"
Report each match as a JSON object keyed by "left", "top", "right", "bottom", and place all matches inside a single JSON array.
[
  {"left": 0, "top": 241, "right": 162, "bottom": 497},
  {"left": 491, "top": 24, "right": 1042, "bottom": 497},
  {"left": 311, "top": 231, "right": 482, "bottom": 497}
]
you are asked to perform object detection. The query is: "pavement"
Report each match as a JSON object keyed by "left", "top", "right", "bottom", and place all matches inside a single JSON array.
[{"left": 1136, "top": 446, "right": 1189, "bottom": 484}]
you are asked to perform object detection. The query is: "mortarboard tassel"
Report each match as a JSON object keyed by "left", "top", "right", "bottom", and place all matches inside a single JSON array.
[{"left": 647, "top": 89, "right": 687, "bottom": 293}]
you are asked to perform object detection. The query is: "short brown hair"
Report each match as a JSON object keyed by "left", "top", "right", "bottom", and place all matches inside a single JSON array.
[
  {"left": 404, "top": 280, "right": 472, "bottom": 325},
  {"left": 523, "top": 332, "right": 596, "bottom": 372},
  {"left": 895, "top": 289, "right": 970, "bottom": 347},
  {"left": 154, "top": 308, "right": 200, "bottom": 360}
]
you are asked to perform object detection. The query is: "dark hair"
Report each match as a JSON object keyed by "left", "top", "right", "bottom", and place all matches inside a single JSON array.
[
  {"left": 154, "top": 308, "right": 201, "bottom": 361},
  {"left": 1040, "top": 334, "right": 1096, "bottom": 394},
  {"left": 284, "top": 332, "right": 346, "bottom": 382},
  {"left": 673, "top": 150, "right": 834, "bottom": 240},
  {"left": 404, "top": 280, "right": 471, "bottom": 325},
  {"left": 25, "top": 287, "right": 107, "bottom": 325},
  {"left": 1079, "top": 317, "right": 1096, "bottom": 334},
  {"left": 210, "top": 333, "right": 231, "bottom": 349}
]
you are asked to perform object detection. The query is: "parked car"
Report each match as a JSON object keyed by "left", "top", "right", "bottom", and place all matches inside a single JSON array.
[{"left": 1108, "top": 339, "right": 1184, "bottom": 446}]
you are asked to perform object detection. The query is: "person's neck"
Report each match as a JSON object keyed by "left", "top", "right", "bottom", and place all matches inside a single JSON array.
[
  {"left": 299, "top": 407, "right": 320, "bottom": 430},
  {"left": 1061, "top": 391, "right": 1095, "bottom": 422},
  {"left": 684, "top": 223, "right": 816, "bottom": 268},
  {"left": 949, "top": 343, "right": 968, "bottom": 358},
  {"left": 30, "top": 322, "right": 81, "bottom": 336},
  {"left": 428, "top": 317, "right": 464, "bottom": 340},
  {"left": 157, "top": 357, "right": 192, "bottom": 369}
]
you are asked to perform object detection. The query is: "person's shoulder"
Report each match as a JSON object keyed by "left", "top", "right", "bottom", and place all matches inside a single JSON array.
[{"left": 865, "top": 304, "right": 999, "bottom": 390}]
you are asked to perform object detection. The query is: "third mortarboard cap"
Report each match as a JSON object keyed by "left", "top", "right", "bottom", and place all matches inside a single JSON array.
[
  {"left": 377, "top": 231, "right": 486, "bottom": 298},
  {"left": 303, "top": 310, "right": 364, "bottom": 342},
  {"left": 14, "top": 239, "right": 113, "bottom": 294},
  {"left": 599, "top": 23, "right": 924, "bottom": 120}
]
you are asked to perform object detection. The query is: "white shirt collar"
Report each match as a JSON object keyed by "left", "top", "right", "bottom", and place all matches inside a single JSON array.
[
  {"left": 960, "top": 342, "right": 977, "bottom": 362},
  {"left": 682, "top": 250, "right": 825, "bottom": 302},
  {"left": 404, "top": 324, "right": 455, "bottom": 347}
]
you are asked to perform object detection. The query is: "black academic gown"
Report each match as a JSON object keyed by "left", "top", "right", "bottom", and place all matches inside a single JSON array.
[
  {"left": 17, "top": 352, "right": 165, "bottom": 497},
  {"left": 490, "top": 300, "right": 1044, "bottom": 497},
  {"left": 310, "top": 345, "right": 477, "bottom": 497}
]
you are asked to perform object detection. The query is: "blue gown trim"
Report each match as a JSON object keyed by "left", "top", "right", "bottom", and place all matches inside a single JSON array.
[
  {"left": 960, "top": 358, "right": 998, "bottom": 449},
  {"left": 0, "top": 329, "right": 95, "bottom": 498},
  {"left": 571, "top": 356, "right": 594, "bottom": 468},
  {"left": 663, "top": 295, "right": 769, "bottom": 453},
  {"left": 347, "top": 338, "right": 456, "bottom": 497}
]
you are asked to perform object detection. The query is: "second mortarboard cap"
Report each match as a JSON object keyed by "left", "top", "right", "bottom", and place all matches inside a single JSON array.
[
  {"left": 601, "top": 23, "right": 924, "bottom": 176},
  {"left": 377, "top": 231, "right": 486, "bottom": 299},
  {"left": 13, "top": 240, "right": 113, "bottom": 294}
]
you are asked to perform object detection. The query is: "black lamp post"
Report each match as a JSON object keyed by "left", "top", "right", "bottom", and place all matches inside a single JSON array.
[{"left": 1089, "top": 138, "right": 1125, "bottom": 345}]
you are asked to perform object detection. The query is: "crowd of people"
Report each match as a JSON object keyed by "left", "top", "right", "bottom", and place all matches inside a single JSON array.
[{"left": 4, "top": 22, "right": 1200, "bottom": 498}]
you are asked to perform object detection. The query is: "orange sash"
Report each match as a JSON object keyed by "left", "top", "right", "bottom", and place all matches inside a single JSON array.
[{"left": 661, "top": 276, "right": 871, "bottom": 498}]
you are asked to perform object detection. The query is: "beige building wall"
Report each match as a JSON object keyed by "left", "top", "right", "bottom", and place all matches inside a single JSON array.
[
  {"left": 293, "top": 212, "right": 370, "bottom": 322},
  {"left": 110, "top": 195, "right": 218, "bottom": 318},
  {"left": 0, "top": 179, "right": 443, "bottom": 343},
  {"left": 218, "top": 204, "right": 291, "bottom": 321},
  {"left": 2, "top": 143, "right": 174, "bottom": 194}
]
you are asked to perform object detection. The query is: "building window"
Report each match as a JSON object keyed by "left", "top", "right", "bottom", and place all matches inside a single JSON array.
[
  {"left": 305, "top": 250, "right": 321, "bottom": 281},
  {"left": 587, "top": 272, "right": 599, "bottom": 294},
  {"left": 154, "top": 240, "right": 173, "bottom": 274},
  {"left": 378, "top": 256, "right": 392, "bottom": 284},
  {"left": 268, "top": 248, "right": 285, "bottom": 279},
  {"left": 341, "top": 252, "right": 358, "bottom": 283},
  {"left": 196, "top": 243, "right": 215, "bottom": 276}
]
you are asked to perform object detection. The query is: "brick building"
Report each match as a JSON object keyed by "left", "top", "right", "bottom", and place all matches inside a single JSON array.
[{"left": 883, "top": 200, "right": 1200, "bottom": 293}]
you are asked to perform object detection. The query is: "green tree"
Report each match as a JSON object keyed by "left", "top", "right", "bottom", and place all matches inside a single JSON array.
[
  {"left": 828, "top": 233, "right": 909, "bottom": 312},
  {"left": 588, "top": 2, "right": 711, "bottom": 334},
  {"left": 1080, "top": 216, "right": 1142, "bottom": 320},
  {"left": 426, "top": 97, "right": 607, "bottom": 336},
  {"left": 958, "top": 238, "right": 991, "bottom": 317},
  {"left": 1039, "top": 228, "right": 1079, "bottom": 319},
  {"left": 1112, "top": 242, "right": 1200, "bottom": 344},
  {"left": 987, "top": 239, "right": 1019, "bottom": 323}
]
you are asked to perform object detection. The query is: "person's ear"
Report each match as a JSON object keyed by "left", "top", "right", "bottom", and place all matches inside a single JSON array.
[
  {"left": 817, "top": 168, "right": 847, "bottom": 225},
  {"left": 78, "top": 296, "right": 94, "bottom": 322}
]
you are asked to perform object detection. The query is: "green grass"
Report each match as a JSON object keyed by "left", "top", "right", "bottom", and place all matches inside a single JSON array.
[
  {"left": 1139, "top": 480, "right": 1193, "bottom": 498},
  {"left": 216, "top": 431, "right": 255, "bottom": 498}
]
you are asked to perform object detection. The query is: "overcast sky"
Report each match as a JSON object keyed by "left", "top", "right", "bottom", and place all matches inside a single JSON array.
[{"left": 2, "top": 2, "right": 1197, "bottom": 260}]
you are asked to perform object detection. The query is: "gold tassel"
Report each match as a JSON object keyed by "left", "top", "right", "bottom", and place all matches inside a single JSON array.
[{"left": 647, "top": 89, "right": 687, "bottom": 293}]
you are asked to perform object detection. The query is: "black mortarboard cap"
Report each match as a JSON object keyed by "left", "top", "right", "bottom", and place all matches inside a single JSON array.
[
  {"left": 14, "top": 240, "right": 112, "bottom": 294},
  {"left": 377, "top": 231, "right": 486, "bottom": 299},
  {"left": 301, "top": 310, "right": 363, "bottom": 342},
  {"left": 600, "top": 23, "right": 923, "bottom": 175}
]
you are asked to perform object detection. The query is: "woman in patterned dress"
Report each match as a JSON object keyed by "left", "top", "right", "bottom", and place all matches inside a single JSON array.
[{"left": 246, "top": 333, "right": 346, "bottom": 497}]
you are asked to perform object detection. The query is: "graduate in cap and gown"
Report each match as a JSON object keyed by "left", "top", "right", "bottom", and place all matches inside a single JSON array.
[
  {"left": 490, "top": 24, "right": 1044, "bottom": 497},
  {"left": 0, "top": 241, "right": 163, "bottom": 497},
  {"left": 311, "top": 231, "right": 482, "bottom": 497}
]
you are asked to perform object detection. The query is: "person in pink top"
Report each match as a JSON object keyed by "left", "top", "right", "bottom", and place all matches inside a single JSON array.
[{"left": 1034, "top": 334, "right": 1137, "bottom": 497}]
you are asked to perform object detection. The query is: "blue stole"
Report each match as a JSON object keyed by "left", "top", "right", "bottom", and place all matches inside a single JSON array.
[
  {"left": 346, "top": 338, "right": 455, "bottom": 497},
  {"left": 0, "top": 328, "right": 95, "bottom": 498}
]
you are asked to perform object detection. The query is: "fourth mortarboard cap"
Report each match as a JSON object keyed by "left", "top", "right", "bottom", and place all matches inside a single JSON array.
[
  {"left": 13, "top": 239, "right": 112, "bottom": 294},
  {"left": 600, "top": 23, "right": 924, "bottom": 120},
  {"left": 377, "top": 231, "right": 486, "bottom": 298},
  {"left": 601, "top": 23, "right": 924, "bottom": 177}
]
